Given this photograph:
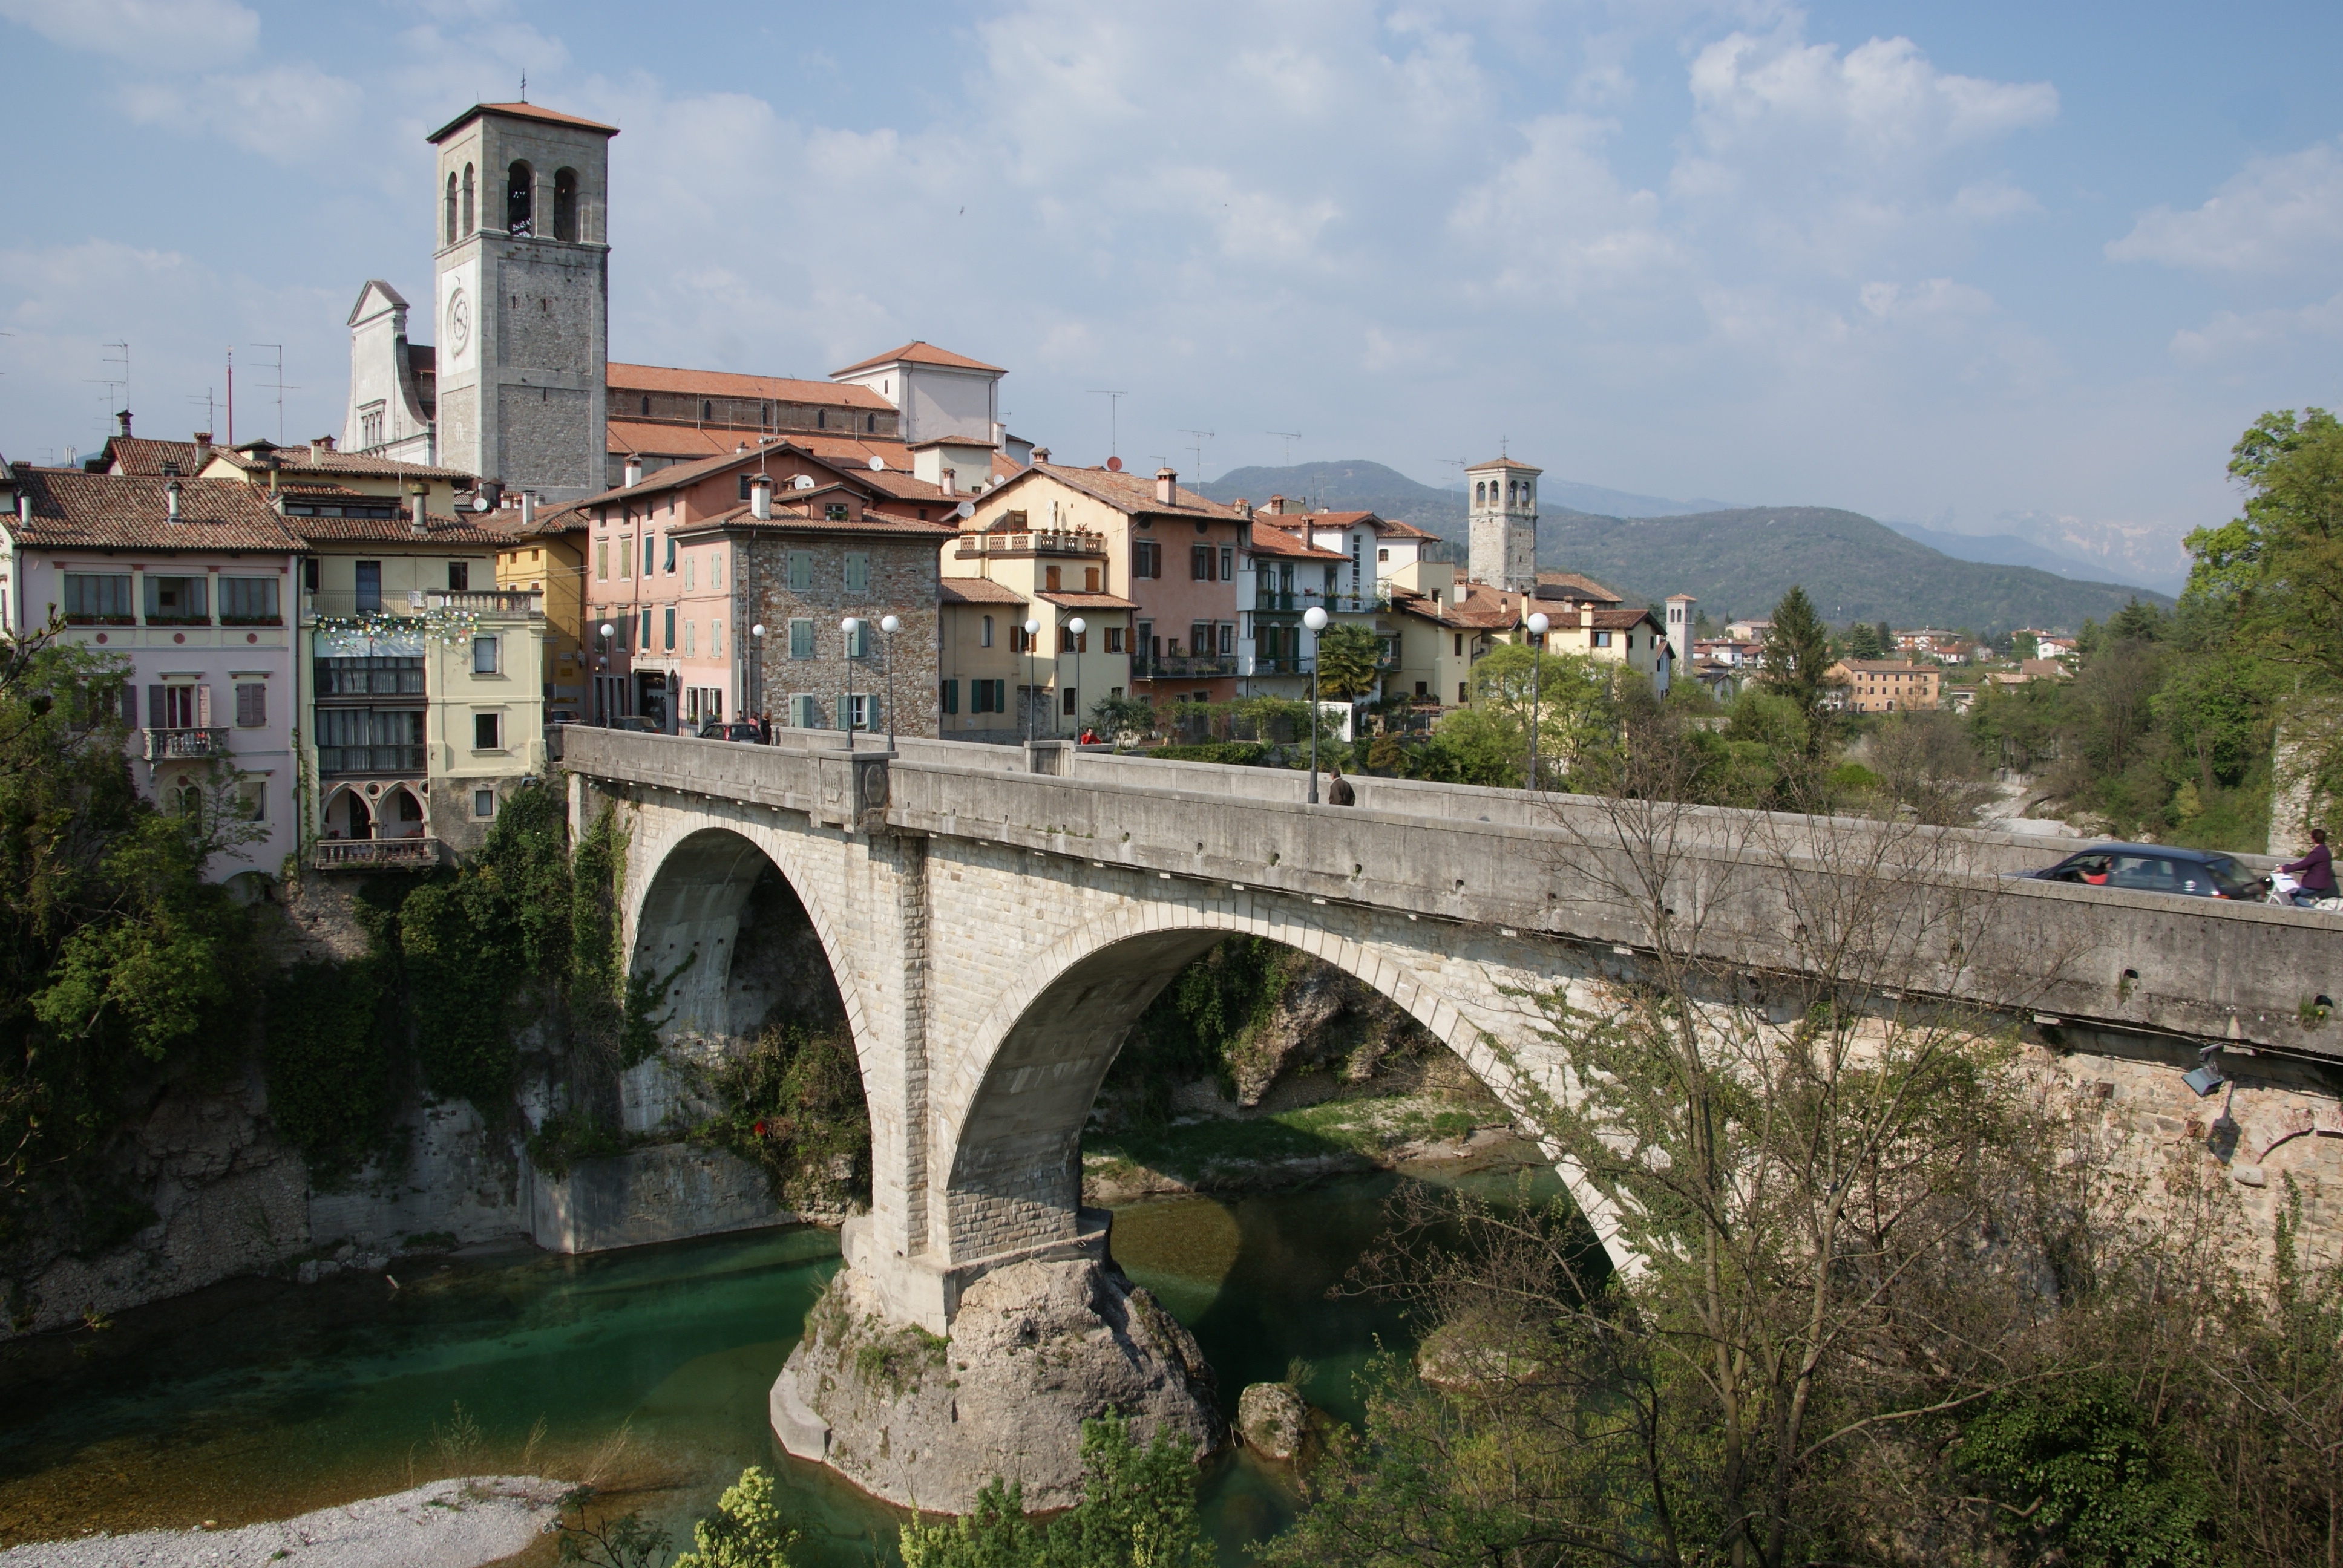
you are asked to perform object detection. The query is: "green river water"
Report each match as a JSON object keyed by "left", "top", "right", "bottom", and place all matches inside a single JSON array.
[{"left": 0, "top": 1156, "right": 1559, "bottom": 1565}]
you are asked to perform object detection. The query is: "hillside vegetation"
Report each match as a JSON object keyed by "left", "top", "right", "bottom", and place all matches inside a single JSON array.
[{"left": 1205, "top": 462, "right": 2169, "bottom": 633}]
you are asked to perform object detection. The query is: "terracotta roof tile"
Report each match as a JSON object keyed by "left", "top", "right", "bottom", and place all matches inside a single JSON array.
[
  {"left": 939, "top": 578, "right": 1030, "bottom": 606},
  {"left": 606, "top": 362, "right": 890, "bottom": 408},
  {"left": 832, "top": 340, "right": 1006, "bottom": 376},
  {"left": 290, "top": 512, "right": 514, "bottom": 546},
  {"left": 1246, "top": 521, "right": 1346, "bottom": 561},
  {"left": 1017, "top": 463, "right": 1242, "bottom": 521},
  {"left": 5, "top": 469, "right": 299, "bottom": 552},
  {"left": 103, "top": 436, "right": 211, "bottom": 477},
  {"left": 670, "top": 502, "right": 955, "bottom": 540},
  {"left": 427, "top": 101, "right": 618, "bottom": 143},
  {"left": 206, "top": 441, "right": 476, "bottom": 483},
  {"left": 1533, "top": 570, "right": 1622, "bottom": 603},
  {"left": 1036, "top": 590, "right": 1139, "bottom": 610}
]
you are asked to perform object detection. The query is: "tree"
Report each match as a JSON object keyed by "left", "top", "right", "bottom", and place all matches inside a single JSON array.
[
  {"left": 1844, "top": 622, "right": 1886, "bottom": 660},
  {"left": 1870, "top": 709, "right": 1994, "bottom": 826},
  {"left": 899, "top": 1414, "right": 1208, "bottom": 1568},
  {"left": 1314, "top": 623, "right": 1384, "bottom": 702},
  {"left": 672, "top": 1465, "right": 799, "bottom": 1568},
  {"left": 1756, "top": 586, "right": 1840, "bottom": 768},
  {"left": 1466, "top": 642, "right": 1624, "bottom": 785},
  {"left": 2189, "top": 408, "right": 2343, "bottom": 688}
]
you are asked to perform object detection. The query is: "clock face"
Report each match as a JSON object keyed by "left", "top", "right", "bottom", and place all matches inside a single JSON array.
[{"left": 447, "top": 289, "right": 471, "bottom": 358}]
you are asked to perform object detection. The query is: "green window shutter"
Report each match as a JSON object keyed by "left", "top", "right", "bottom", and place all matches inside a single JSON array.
[
  {"left": 844, "top": 553, "right": 868, "bottom": 594},
  {"left": 789, "top": 551, "right": 812, "bottom": 592},
  {"left": 664, "top": 607, "right": 677, "bottom": 650}
]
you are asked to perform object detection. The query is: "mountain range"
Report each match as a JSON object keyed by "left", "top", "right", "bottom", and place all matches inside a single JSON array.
[{"left": 1199, "top": 461, "right": 2172, "bottom": 634}]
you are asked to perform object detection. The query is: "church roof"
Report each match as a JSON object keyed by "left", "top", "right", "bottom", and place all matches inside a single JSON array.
[
  {"left": 608, "top": 361, "right": 889, "bottom": 408},
  {"left": 1533, "top": 570, "right": 1622, "bottom": 604},
  {"left": 427, "top": 102, "right": 619, "bottom": 143},
  {"left": 1466, "top": 456, "right": 1543, "bottom": 474},
  {"left": 831, "top": 341, "right": 1006, "bottom": 376}
]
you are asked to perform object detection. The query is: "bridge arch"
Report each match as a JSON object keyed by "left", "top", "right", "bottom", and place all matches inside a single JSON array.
[
  {"left": 931, "top": 900, "right": 1628, "bottom": 1275},
  {"left": 625, "top": 821, "right": 870, "bottom": 1079}
]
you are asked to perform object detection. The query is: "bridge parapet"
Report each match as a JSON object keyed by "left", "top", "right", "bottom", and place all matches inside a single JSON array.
[{"left": 565, "top": 727, "right": 2339, "bottom": 1057}]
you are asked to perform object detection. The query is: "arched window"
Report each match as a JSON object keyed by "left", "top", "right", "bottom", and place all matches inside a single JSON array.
[
  {"left": 641, "top": 395, "right": 650, "bottom": 416},
  {"left": 701, "top": 399, "right": 713, "bottom": 421},
  {"left": 444, "top": 174, "right": 457, "bottom": 245},
  {"left": 552, "top": 167, "right": 578, "bottom": 241},
  {"left": 506, "top": 160, "right": 533, "bottom": 235},
  {"left": 866, "top": 413, "right": 875, "bottom": 433},
  {"left": 1474, "top": 481, "right": 1485, "bottom": 504},
  {"left": 175, "top": 783, "right": 202, "bottom": 818},
  {"left": 460, "top": 163, "right": 474, "bottom": 237}
]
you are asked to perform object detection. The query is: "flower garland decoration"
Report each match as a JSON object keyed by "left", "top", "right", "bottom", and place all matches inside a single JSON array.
[{"left": 313, "top": 605, "right": 485, "bottom": 646}]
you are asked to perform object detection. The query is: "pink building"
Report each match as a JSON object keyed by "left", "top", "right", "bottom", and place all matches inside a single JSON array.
[{"left": 1, "top": 463, "right": 302, "bottom": 884}]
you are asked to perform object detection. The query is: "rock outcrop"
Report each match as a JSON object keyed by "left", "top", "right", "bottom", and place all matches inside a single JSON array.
[
  {"left": 770, "top": 1255, "right": 1224, "bottom": 1512},
  {"left": 1237, "top": 1382, "right": 1309, "bottom": 1460}
]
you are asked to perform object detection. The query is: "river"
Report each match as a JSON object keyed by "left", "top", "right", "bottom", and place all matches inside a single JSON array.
[{"left": 0, "top": 1152, "right": 1562, "bottom": 1565}]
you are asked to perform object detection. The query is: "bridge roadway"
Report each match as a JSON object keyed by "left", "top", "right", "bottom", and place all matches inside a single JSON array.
[{"left": 562, "top": 726, "right": 2339, "bottom": 1331}]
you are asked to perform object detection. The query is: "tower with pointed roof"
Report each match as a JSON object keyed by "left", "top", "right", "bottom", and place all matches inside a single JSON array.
[
  {"left": 426, "top": 101, "right": 617, "bottom": 503},
  {"left": 1466, "top": 455, "right": 1539, "bottom": 592}
]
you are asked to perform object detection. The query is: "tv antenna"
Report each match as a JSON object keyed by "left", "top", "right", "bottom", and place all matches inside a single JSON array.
[
  {"left": 84, "top": 340, "right": 129, "bottom": 430},
  {"left": 1177, "top": 428, "right": 1214, "bottom": 483},
  {"left": 1268, "top": 430, "right": 1301, "bottom": 467},
  {"left": 188, "top": 387, "right": 219, "bottom": 433},
  {"left": 0, "top": 328, "right": 13, "bottom": 377},
  {"left": 249, "top": 343, "right": 297, "bottom": 442},
  {"left": 1086, "top": 389, "right": 1127, "bottom": 462}
]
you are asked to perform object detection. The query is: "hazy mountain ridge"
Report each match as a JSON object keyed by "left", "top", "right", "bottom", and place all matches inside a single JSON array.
[{"left": 1200, "top": 462, "right": 2172, "bottom": 635}]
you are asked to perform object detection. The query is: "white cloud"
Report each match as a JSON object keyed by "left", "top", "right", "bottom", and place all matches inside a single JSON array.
[
  {"left": 118, "top": 64, "right": 365, "bottom": 163},
  {"left": 2108, "top": 140, "right": 2343, "bottom": 278},
  {"left": 0, "top": 0, "right": 257, "bottom": 70},
  {"left": 1683, "top": 31, "right": 2056, "bottom": 163},
  {"left": 2169, "top": 289, "right": 2343, "bottom": 364}
]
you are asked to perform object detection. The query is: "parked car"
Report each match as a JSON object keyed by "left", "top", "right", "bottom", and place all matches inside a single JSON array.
[
  {"left": 612, "top": 714, "right": 659, "bottom": 733},
  {"left": 700, "top": 721, "right": 764, "bottom": 743},
  {"left": 2011, "top": 843, "right": 2264, "bottom": 900}
]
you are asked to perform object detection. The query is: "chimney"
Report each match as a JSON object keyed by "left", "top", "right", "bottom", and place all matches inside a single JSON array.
[
  {"left": 942, "top": 467, "right": 958, "bottom": 497},
  {"left": 750, "top": 472, "right": 773, "bottom": 520},
  {"left": 116, "top": 410, "right": 133, "bottom": 439},
  {"left": 310, "top": 434, "right": 335, "bottom": 460},
  {"left": 192, "top": 431, "right": 212, "bottom": 451},
  {"left": 520, "top": 490, "right": 537, "bottom": 527},
  {"left": 1268, "top": 494, "right": 1285, "bottom": 515},
  {"left": 15, "top": 492, "right": 27, "bottom": 529},
  {"left": 623, "top": 454, "right": 643, "bottom": 488},
  {"left": 1155, "top": 467, "right": 1176, "bottom": 505},
  {"left": 1236, "top": 498, "right": 1253, "bottom": 519},
  {"left": 409, "top": 480, "right": 428, "bottom": 535},
  {"left": 1032, "top": 446, "right": 1051, "bottom": 465},
  {"left": 165, "top": 478, "right": 182, "bottom": 523}
]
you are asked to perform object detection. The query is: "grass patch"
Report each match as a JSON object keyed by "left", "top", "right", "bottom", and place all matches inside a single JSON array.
[{"left": 1085, "top": 1091, "right": 1490, "bottom": 1184}]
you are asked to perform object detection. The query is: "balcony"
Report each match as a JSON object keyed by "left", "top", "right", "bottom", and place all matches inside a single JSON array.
[
  {"left": 421, "top": 590, "right": 543, "bottom": 614},
  {"left": 318, "top": 745, "right": 429, "bottom": 776},
  {"left": 143, "top": 727, "right": 229, "bottom": 761},
  {"left": 304, "top": 589, "right": 545, "bottom": 620},
  {"left": 1135, "top": 653, "right": 1239, "bottom": 679},
  {"left": 1251, "top": 589, "right": 1384, "bottom": 615},
  {"left": 313, "top": 837, "right": 444, "bottom": 871},
  {"left": 955, "top": 529, "right": 1107, "bottom": 559}
]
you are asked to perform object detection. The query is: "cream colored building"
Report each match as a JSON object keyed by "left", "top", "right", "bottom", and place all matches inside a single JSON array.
[{"left": 939, "top": 515, "right": 1135, "bottom": 737}]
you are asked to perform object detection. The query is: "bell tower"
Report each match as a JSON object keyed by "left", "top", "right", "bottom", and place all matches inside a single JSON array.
[
  {"left": 1466, "top": 455, "right": 1539, "bottom": 592},
  {"left": 427, "top": 101, "right": 617, "bottom": 503}
]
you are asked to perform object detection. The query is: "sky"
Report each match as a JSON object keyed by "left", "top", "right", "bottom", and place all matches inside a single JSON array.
[{"left": 2, "top": 0, "right": 2340, "bottom": 590}]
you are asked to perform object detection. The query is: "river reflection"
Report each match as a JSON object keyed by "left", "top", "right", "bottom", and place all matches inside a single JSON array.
[{"left": 0, "top": 1151, "right": 1559, "bottom": 1566}]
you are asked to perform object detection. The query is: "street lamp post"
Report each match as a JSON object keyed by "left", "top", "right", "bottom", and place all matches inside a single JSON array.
[
  {"left": 1525, "top": 612, "right": 1550, "bottom": 789},
  {"left": 1303, "top": 606, "right": 1329, "bottom": 804},
  {"left": 1022, "top": 617, "right": 1040, "bottom": 743},
  {"left": 597, "top": 622, "right": 615, "bottom": 725},
  {"left": 879, "top": 613, "right": 901, "bottom": 750},
  {"left": 839, "top": 617, "right": 859, "bottom": 751},
  {"left": 750, "top": 624, "right": 765, "bottom": 738},
  {"left": 1068, "top": 616, "right": 1086, "bottom": 740}
]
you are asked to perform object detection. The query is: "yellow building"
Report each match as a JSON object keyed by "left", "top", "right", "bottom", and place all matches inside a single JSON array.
[
  {"left": 1382, "top": 558, "right": 1515, "bottom": 707},
  {"left": 939, "top": 515, "right": 1136, "bottom": 738},
  {"left": 1830, "top": 659, "right": 1940, "bottom": 713},
  {"left": 494, "top": 498, "right": 589, "bottom": 718}
]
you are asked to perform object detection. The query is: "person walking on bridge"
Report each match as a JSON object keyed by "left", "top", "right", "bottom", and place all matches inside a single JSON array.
[
  {"left": 1327, "top": 766, "right": 1355, "bottom": 806},
  {"left": 2281, "top": 826, "right": 2333, "bottom": 906}
]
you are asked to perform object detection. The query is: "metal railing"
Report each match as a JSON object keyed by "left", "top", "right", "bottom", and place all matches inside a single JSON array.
[
  {"left": 303, "top": 589, "right": 543, "bottom": 620},
  {"left": 1135, "top": 653, "right": 1239, "bottom": 679},
  {"left": 318, "top": 745, "right": 428, "bottom": 775},
  {"left": 144, "top": 727, "right": 230, "bottom": 760},
  {"left": 955, "top": 530, "right": 1107, "bottom": 558},
  {"left": 313, "top": 837, "right": 442, "bottom": 870},
  {"left": 1251, "top": 589, "right": 1384, "bottom": 614}
]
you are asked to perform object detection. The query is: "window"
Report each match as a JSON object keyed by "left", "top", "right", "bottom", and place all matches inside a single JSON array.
[
  {"left": 790, "top": 619, "right": 815, "bottom": 658},
  {"left": 1218, "top": 623, "right": 1234, "bottom": 655},
  {"left": 445, "top": 173, "right": 458, "bottom": 246},
  {"left": 844, "top": 553, "right": 869, "bottom": 594},
  {"left": 461, "top": 162, "right": 474, "bottom": 236},
  {"left": 472, "top": 635, "right": 500, "bottom": 675},
  {"left": 640, "top": 609, "right": 652, "bottom": 648},
  {"left": 981, "top": 615, "right": 994, "bottom": 648},
  {"left": 145, "top": 575, "right": 208, "bottom": 624},
  {"left": 236, "top": 780, "right": 266, "bottom": 822},
  {"left": 553, "top": 167, "right": 579, "bottom": 241},
  {"left": 1458, "top": 682, "right": 1467, "bottom": 702},
  {"left": 1453, "top": 633, "right": 1463, "bottom": 657},
  {"left": 175, "top": 784, "right": 202, "bottom": 818},
  {"left": 473, "top": 711, "right": 502, "bottom": 750},
  {"left": 303, "top": 558, "right": 320, "bottom": 592},
  {"left": 618, "top": 537, "right": 631, "bottom": 580},
  {"left": 685, "top": 620, "right": 695, "bottom": 656},
  {"left": 790, "top": 693, "right": 824, "bottom": 728},
  {"left": 448, "top": 561, "right": 469, "bottom": 592},
  {"left": 1044, "top": 564, "right": 1062, "bottom": 592},
  {"left": 474, "top": 788, "right": 497, "bottom": 819},
  {"left": 664, "top": 607, "right": 677, "bottom": 650},
  {"left": 596, "top": 541, "right": 608, "bottom": 581},
  {"left": 713, "top": 552, "right": 725, "bottom": 590},
  {"left": 1219, "top": 546, "right": 1234, "bottom": 581},
  {"left": 825, "top": 503, "right": 850, "bottom": 521},
  {"left": 942, "top": 679, "right": 959, "bottom": 714},
  {"left": 1132, "top": 541, "right": 1160, "bottom": 578},
  {"left": 789, "top": 552, "right": 813, "bottom": 592},
  {"left": 1593, "top": 630, "right": 1613, "bottom": 648},
  {"left": 1190, "top": 545, "right": 1212, "bottom": 581},
  {"left": 847, "top": 621, "right": 870, "bottom": 658},
  {"left": 314, "top": 655, "right": 424, "bottom": 696},
  {"left": 356, "top": 561, "right": 382, "bottom": 612},
  {"left": 972, "top": 679, "right": 1005, "bottom": 714},
  {"left": 316, "top": 708, "right": 425, "bottom": 774},
  {"left": 712, "top": 620, "right": 723, "bottom": 656},
  {"left": 506, "top": 160, "right": 532, "bottom": 234},
  {"left": 1189, "top": 621, "right": 1210, "bottom": 655},
  {"left": 63, "top": 573, "right": 132, "bottom": 624},
  {"left": 234, "top": 682, "right": 266, "bottom": 728},
  {"left": 1106, "top": 627, "right": 1125, "bottom": 653},
  {"left": 843, "top": 694, "right": 874, "bottom": 731},
  {"left": 643, "top": 535, "right": 655, "bottom": 576},
  {"left": 1063, "top": 687, "right": 1078, "bottom": 716},
  {"left": 664, "top": 536, "right": 677, "bottom": 573},
  {"left": 359, "top": 404, "right": 385, "bottom": 449},
  {"left": 1378, "top": 547, "right": 1389, "bottom": 563}
]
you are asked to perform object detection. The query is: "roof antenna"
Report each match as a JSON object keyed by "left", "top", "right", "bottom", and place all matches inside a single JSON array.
[{"left": 1268, "top": 431, "right": 1302, "bottom": 467}]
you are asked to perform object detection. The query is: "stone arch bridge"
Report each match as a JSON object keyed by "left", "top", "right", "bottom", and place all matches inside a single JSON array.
[{"left": 563, "top": 727, "right": 2338, "bottom": 1343}]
